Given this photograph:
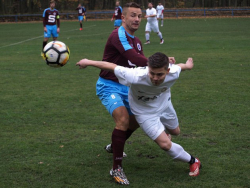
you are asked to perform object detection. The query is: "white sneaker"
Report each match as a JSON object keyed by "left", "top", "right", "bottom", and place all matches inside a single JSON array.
[
  {"left": 160, "top": 39, "right": 164, "bottom": 44},
  {"left": 144, "top": 41, "right": 150, "bottom": 44},
  {"left": 104, "top": 144, "right": 127, "bottom": 157},
  {"left": 161, "top": 24, "right": 163, "bottom": 27}
]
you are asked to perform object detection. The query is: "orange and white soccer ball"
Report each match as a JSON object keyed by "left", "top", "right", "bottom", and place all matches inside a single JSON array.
[{"left": 42, "top": 41, "right": 70, "bottom": 67}]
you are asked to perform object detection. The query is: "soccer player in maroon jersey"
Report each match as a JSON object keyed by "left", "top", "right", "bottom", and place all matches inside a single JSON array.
[
  {"left": 96, "top": 2, "right": 147, "bottom": 185},
  {"left": 111, "top": 1, "right": 123, "bottom": 29},
  {"left": 41, "top": 0, "right": 60, "bottom": 55},
  {"left": 76, "top": 3, "right": 86, "bottom": 31}
]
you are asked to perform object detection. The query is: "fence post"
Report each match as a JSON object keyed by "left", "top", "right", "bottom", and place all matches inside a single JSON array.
[
  {"left": 204, "top": 9, "right": 206, "bottom": 17},
  {"left": 232, "top": 9, "right": 234, "bottom": 17},
  {"left": 176, "top": 10, "right": 178, "bottom": 18},
  {"left": 15, "top": 15, "right": 18, "bottom": 22}
]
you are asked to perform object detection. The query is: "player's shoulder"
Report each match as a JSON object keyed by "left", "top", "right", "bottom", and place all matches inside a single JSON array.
[
  {"left": 169, "top": 64, "right": 181, "bottom": 74},
  {"left": 133, "top": 67, "right": 148, "bottom": 81},
  {"left": 43, "top": 8, "right": 50, "bottom": 12}
]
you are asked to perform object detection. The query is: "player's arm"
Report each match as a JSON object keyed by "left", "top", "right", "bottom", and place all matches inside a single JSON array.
[
  {"left": 111, "top": 14, "right": 115, "bottom": 21},
  {"left": 43, "top": 17, "right": 47, "bottom": 32},
  {"left": 176, "top": 58, "right": 194, "bottom": 71},
  {"left": 76, "top": 59, "right": 117, "bottom": 72},
  {"left": 56, "top": 14, "right": 60, "bottom": 33},
  {"left": 43, "top": 10, "right": 47, "bottom": 32},
  {"left": 122, "top": 49, "right": 148, "bottom": 67}
]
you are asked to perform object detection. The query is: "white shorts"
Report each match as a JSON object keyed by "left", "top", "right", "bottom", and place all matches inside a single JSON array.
[
  {"left": 145, "top": 22, "right": 159, "bottom": 33},
  {"left": 157, "top": 14, "right": 164, "bottom": 19},
  {"left": 135, "top": 102, "right": 179, "bottom": 140}
]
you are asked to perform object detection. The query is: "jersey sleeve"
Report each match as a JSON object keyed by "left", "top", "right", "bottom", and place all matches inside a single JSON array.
[
  {"left": 111, "top": 30, "right": 148, "bottom": 67},
  {"left": 42, "top": 9, "right": 46, "bottom": 17},
  {"left": 122, "top": 49, "right": 148, "bottom": 67},
  {"left": 153, "top": 8, "right": 157, "bottom": 15},
  {"left": 169, "top": 64, "right": 182, "bottom": 77},
  {"left": 119, "top": 6, "right": 123, "bottom": 13},
  {"left": 114, "top": 66, "right": 136, "bottom": 86}
]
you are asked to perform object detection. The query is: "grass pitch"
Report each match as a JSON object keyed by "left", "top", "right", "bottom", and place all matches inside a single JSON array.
[{"left": 0, "top": 18, "right": 249, "bottom": 187}]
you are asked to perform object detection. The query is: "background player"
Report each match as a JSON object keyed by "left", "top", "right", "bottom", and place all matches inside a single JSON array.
[
  {"left": 42, "top": 0, "right": 60, "bottom": 55},
  {"left": 76, "top": 52, "right": 202, "bottom": 180},
  {"left": 156, "top": 2, "right": 164, "bottom": 27},
  {"left": 144, "top": 2, "right": 164, "bottom": 44},
  {"left": 95, "top": 2, "right": 147, "bottom": 185},
  {"left": 76, "top": 3, "right": 86, "bottom": 31},
  {"left": 111, "top": 1, "right": 122, "bottom": 29}
]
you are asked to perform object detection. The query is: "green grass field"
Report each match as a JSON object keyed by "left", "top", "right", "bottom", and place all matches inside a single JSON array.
[{"left": 0, "top": 18, "right": 249, "bottom": 187}]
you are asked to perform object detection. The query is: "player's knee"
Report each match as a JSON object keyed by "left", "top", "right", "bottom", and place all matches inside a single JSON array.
[
  {"left": 159, "top": 140, "right": 172, "bottom": 151},
  {"left": 113, "top": 114, "right": 130, "bottom": 130},
  {"left": 170, "top": 126, "right": 180, "bottom": 136}
]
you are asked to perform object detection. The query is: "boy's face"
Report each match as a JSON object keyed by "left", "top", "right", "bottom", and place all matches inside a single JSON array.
[
  {"left": 50, "top": 2, "right": 55, "bottom": 9},
  {"left": 148, "top": 66, "right": 169, "bottom": 86},
  {"left": 122, "top": 7, "right": 142, "bottom": 33}
]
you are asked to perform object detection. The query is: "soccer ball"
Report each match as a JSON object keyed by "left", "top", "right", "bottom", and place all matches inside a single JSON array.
[{"left": 42, "top": 41, "right": 70, "bottom": 67}]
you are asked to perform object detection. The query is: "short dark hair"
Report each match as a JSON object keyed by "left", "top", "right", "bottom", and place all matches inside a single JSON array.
[
  {"left": 123, "top": 2, "right": 141, "bottom": 9},
  {"left": 123, "top": 2, "right": 141, "bottom": 15},
  {"left": 148, "top": 52, "right": 169, "bottom": 69}
]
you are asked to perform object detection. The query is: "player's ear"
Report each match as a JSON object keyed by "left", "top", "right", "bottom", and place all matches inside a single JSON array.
[{"left": 166, "top": 68, "right": 170, "bottom": 74}]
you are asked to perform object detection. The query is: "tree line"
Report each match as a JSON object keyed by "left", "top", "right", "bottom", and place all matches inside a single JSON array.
[{"left": 1, "top": 0, "right": 250, "bottom": 14}]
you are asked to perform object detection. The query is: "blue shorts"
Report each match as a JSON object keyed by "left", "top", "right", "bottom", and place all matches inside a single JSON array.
[
  {"left": 78, "top": 16, "right": 83, "bottom": 21},
  {"left": 96, "top": 77, "right": 132, "bottom": 116},
  {"left": 44, "top": 25, "right": 58, "bottom": 38},
  {"left": 114, "top": 19, "right": 122, "bottom": 27}
]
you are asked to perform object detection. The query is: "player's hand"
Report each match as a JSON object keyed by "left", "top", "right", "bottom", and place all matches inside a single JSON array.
[
  {"left": 169, "top": 57, "right": 176, "bottom": 64},
  {"left": 144, "top": 15, "right": 148, "bottom": 18},
  {"left": 57, "top": 28, "right": 60, "bottom": 33},
  {"left": 44, "top": 27, "right": 47, "bottom": 32},
  {"left": 76, "top": 59, "right": 90, "bottom": 69},
  {"left": 185, "top": 58, "right": 194, "bottom": 70},
  {"left": 111, "top": 18, "right": 113, "bottom": 21}
]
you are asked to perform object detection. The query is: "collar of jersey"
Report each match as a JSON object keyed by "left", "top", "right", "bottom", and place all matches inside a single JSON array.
[{"left": 120, "top": 26, "right": 135, "bottom": 39}]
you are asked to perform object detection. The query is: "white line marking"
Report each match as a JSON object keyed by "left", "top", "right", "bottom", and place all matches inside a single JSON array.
[
  {"left": 0, "top": 35, "right": 43, "bottom": 49},
  {"left": 0, "top": 25, "right": 97, "bottom": 49}
]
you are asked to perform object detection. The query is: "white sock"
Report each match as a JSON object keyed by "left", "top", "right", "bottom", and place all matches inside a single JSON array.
[
  {"left": 145, "top": 33, "right": 150, "bottom": 41},
  {"left": 157, "top": 32, "right": 163, "bottom": 40},
  {"left": 166, "top": 142, "right": 191, "bottom": 162},
  {"left": 161, "top": 20, "right": 163, "bottom": 25}
]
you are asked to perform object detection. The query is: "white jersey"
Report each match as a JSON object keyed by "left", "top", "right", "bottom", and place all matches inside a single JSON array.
[
  {"left": 156, "top": 5, "right": 164, "bottom": 15},
  {"left": 114, "top": 64, "right": 181, "bottom": 116},
  {"left": 146, "top": 8, "right": 157, "bottom": 23}
]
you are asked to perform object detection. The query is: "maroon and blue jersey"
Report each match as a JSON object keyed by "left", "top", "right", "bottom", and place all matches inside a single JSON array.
[
  {"left": 76, "top": 7, "right": 86, "bottom": 16},
  {"left": 100, "top": 26, "right": 148, "bottom": 83},
  {"left": 114, "top": 6, "right": 122, "bottom": 20},
  {"left": 43, "top": 8, "right": 59, "bottom": 26}
]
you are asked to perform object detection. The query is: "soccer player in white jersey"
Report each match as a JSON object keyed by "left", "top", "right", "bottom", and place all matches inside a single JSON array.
[
  {"left": 156, "top": 2, "right": 164, "bottom": 27},
  {"left": 76, "top": 52, "right": 202, "bottom": 179},
  {"left": 144, "top": 2, "right": 164, "bottom": 44}
]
